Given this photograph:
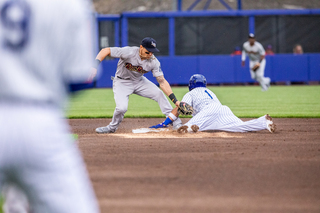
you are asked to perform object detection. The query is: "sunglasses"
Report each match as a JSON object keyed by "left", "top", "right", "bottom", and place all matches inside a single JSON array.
[{"left": 145, "top": 51, "right": 153, "bottom": 55}]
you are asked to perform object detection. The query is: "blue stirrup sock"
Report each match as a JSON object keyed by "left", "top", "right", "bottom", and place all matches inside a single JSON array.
[{"left": 163, "top": 113, "right": 176, "bottom": 125}]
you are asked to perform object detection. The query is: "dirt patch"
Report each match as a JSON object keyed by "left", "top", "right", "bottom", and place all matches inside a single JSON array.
[{"left": 69, "top": 118, "right": 320, "bottom": 213}]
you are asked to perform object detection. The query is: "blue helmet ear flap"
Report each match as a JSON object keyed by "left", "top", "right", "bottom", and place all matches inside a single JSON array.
[{"left": 188, "top": 74, "right": 207, "bottom": 91}]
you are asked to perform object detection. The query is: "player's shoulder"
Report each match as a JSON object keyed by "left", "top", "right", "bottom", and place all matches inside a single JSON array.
[
  {"left": 149, "top": 55, "right": 160, "bottom": 64},
  {"left": 112, "top": 46, "right": 138, "bottom": 57},
  {"left": 243, "top": 41, "right": 250, "bottom": 48},
  {"left": 255, "top": 41, "right": 264, "bottom": 47},
  {"left": 119, "top": 46, "right": 139, "bottom": 52}
]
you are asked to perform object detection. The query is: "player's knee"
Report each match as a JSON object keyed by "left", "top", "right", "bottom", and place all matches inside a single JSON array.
[
  {"left": 153, "top": 90, "right": 166, "bottom": 101},
  {"left": 115, "top": 106, "right": 128, "bottom": 114}
]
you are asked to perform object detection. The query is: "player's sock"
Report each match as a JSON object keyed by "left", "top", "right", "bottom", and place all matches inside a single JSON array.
[{"left": 163, "top": 116, "right": 173, "bottom": 126}]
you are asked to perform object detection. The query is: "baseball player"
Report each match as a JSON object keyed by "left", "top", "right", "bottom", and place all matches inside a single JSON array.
[
  {"left": 150, "top": 74, "right": 276, "bottom": 134},
  {"left": 92, "top": 37, "right": 183, "bottom": 133},
  {"left": 242, "top": 33, "right": 271, "bottom": 91},
  {"left": 0, "top": 0, "right": 99, "bottom": 212}
]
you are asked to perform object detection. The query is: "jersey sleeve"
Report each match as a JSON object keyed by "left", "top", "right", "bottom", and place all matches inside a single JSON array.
[
  {"left": 181, "top": 92, "right": 193, "bottom": 107},
  {"left": 110, "top": 47, "right": 135, "bottom": 59},
  {"left": 151, "top": 58, "right": 164, "bottom": 78}
]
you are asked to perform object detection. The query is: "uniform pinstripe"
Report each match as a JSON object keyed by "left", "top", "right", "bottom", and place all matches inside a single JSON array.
[{"left": 182, "top": 87, "right": 268, "bottom": 132}]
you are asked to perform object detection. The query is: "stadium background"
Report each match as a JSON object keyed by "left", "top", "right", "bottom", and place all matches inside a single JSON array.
[{"left": 91, "top": 0, "right": 320, "bottom": 88}]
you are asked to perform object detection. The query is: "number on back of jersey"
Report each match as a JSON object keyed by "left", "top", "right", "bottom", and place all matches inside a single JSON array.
[{"left": 0, "top": 0, "right": 31, "bottom": 51}]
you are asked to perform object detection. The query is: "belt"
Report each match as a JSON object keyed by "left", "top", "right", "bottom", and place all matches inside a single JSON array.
[{"left": 117, "top": 76, "right": 130, "bottom": 80}]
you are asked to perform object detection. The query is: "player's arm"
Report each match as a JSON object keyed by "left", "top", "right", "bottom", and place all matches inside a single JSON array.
[
  {"left": 88, "top": 48, "right": 111, "bottom": 82},
  {"left": 258, "top": 43, "right": 266, "bottom": 62},
  {"left": 156, "top": 75, "right": 180, "bottom": 107},
  {"left": 149, "top": 107, "right": 179, "bottom": 128},
  {"left": 241, "top": 46, "right": 246, "bottom": 66}
]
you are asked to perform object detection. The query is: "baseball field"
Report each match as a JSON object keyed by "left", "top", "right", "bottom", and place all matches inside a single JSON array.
[
  {"left": 1, "top": 85, "right": 319, "bottom": 212},
  {"left": 67, "top": 85, "right": 320, "bottom": 213}
]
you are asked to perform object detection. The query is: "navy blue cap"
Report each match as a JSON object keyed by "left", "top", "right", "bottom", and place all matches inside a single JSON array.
[{"left": 141, "top": 37, "right": 160, "bottom": 53}]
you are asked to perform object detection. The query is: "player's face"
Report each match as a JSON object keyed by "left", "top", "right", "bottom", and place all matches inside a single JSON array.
[
  {"left": 139, "top": 46, "right": 153, "bottom": 59},
  {"left": 249, "top": 38, "right": 255, "bottom": 46}
]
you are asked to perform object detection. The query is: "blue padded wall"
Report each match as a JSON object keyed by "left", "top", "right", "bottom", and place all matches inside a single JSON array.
[{"left": 96, "top": 54, "right": 319, "bottom": 87}]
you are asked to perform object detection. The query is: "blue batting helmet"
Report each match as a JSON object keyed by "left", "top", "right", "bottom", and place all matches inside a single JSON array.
[{"left": 188, "top": 74, "right": 207, "bottom": 91}]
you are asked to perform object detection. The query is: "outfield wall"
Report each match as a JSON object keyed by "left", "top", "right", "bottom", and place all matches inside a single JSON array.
[
  {"left": 95, "top": 9, "right": 320, "bottom": 88},
  {"left": 96, "top": 53, "right": 320, "bottom": 88}
]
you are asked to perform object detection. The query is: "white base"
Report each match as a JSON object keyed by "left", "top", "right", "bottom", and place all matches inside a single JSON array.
[{"left": 132, "top": 128, "right": 169, "bottom": 134}]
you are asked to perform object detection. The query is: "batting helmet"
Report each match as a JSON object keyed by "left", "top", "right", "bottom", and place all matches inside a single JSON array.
[{"left": 188, "top": 74, "right": 207, "bottom": 91}]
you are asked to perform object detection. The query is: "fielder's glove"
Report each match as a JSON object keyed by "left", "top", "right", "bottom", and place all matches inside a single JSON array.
[
  {"left": 252, "top": 62, "right": 260, "bottom": 72},
  {"left": 178, "top": 102, "right": 193, "bottom": 115}
]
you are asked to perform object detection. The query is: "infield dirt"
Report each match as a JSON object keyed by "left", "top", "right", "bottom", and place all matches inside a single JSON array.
[{"left": 69, "top": 118, "right": 320, "bottom": 213}]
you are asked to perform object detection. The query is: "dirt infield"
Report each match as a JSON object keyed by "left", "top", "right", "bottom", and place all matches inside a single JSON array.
[{"left": 69, "top": 118, "right": 320, "bottom": 213}]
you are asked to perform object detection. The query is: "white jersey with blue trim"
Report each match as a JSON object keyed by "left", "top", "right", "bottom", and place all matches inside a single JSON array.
[
  {"left": 181, "top": 87, "right": 221, "bottom": 116},
  {"left": 181, "top": 87, "right": 269, "bottom": 133},
  {"left": 0, "top": 0, "right": 94, "bottom": 108}
]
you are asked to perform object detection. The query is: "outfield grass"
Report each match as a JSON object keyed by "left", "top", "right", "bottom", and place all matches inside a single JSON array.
[{"left": 66, "top": 85, "right": 320, "bottom": 118}]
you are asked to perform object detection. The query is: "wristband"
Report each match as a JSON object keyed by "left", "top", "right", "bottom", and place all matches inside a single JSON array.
[
  {"left": 94, "top": 59, "right": 101, "bottom": 69},
  {"left": 169, "top": 93, "right": 178, "bottom": 104}
]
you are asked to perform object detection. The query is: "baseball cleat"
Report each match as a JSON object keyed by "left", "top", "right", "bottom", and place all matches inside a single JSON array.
[
  {"left": 95, "top": 126, "right": 116, "bottom": 134},
  {"left": 149, "top": 122, "right": 168, "bottom": 129},
  {"left": 191, "top": 125, "right": 199, "bottom": 133},
  {"left": 265, "top": 114, "right": 276, "bottom": 133},
  {"left": 177, "top": 125, "right": 188, "bottom": 134}
]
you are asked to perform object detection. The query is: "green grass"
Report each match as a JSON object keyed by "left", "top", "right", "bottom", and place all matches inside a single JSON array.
[
  {"left": 66, "top": 85, "right": 320, "bottom": 118},
  {"left": 0, "top": 195, "right": 3, "bottom": 213}
]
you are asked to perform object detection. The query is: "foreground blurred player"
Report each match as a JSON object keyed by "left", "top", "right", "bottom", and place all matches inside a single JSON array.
[
  {"left": 0, "top": 0, "right": 99, "bottom": 212},
  {"left": 242, "top": 33, "right": 271, "bottom": 91},
  {"left": 150, "top": 74, "right": 276, "bottom": 134}
]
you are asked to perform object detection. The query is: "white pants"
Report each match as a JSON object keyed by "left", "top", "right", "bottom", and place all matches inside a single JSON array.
[
  {"left": 0, "top": 104, "right": 99, "bottom": 213},
  {"left": 185, "top": 104, "right": 267, "bottom": 132},
  {"left": 109, "top": 76, "right": 182, "bottom": 130},
  {"left": 249, "top": 59, "right": 270, "bottom": 90}
]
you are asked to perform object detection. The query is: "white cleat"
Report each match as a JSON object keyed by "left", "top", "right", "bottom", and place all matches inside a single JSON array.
[
  {"left": 265, "top": 114, "right": 276, "bottom": 133},
  {"left": 95, "top": 126, "right": 116, "bottom": 134}
]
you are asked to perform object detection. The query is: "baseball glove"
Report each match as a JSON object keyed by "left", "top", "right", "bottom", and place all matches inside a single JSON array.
[
  {"left": 252, "top": 62, "right": 260, "bottom": 72},
  {"left": 178, "top": 102, "right": 193, "bottom": 115}
]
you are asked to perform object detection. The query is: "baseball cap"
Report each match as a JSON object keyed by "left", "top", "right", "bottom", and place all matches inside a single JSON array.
[
  {"left": 248, "top": 33, "right": 255, "bottom": 38},
  {"left": 141, "top": 37, "right": 160, "bottom": 53}
]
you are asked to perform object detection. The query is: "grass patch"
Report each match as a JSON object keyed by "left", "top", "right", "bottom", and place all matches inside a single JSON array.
[
  {"left": 66, "top": 85, "right": 320, "bottom": 118},
  {"left": 72, "top": 134, "right": 78, "bottom": 140},
  {"left": 0, "top": 195, "right": 4, "bottom": 213}
]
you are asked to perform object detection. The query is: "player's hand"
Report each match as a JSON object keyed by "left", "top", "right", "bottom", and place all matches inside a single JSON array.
[
  {"left": 252, "top": 62, "right": 260, "bottom": 72},
  {"left": 87, "top": 67, "right": 97, "bottom": 83},
  {"left": 175, "top": 100, "right": 180, "bottom": 107}
]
